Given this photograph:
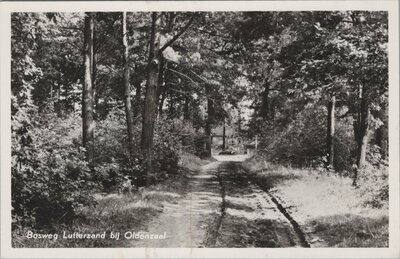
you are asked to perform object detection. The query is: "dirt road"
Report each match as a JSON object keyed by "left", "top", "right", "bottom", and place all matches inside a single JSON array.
[{"left": 134, "top": 156, "right": 309, "bottom": 248}]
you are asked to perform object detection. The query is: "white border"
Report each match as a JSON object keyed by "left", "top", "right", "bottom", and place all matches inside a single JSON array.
[{"left": 1, "top": 1, "right": 399, "bottom": 258}]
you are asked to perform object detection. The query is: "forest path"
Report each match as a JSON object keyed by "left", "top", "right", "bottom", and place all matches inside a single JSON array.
[
  {"left": 133, "top": 161, "right": 223, "bottom": 247},
  {"left": 132, "top": 156, "right": 307, "bottom": 247}
]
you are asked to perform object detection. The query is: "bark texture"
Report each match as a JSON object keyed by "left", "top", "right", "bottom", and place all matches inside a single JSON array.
[
  {"left": 122, "top": 12, "right": 136, "bottom": 155},
  {"left": 353, "top": 85, "right": 370, "bottom": 185},
  {"left": 141, "top": 12, "right": 161, "bottom": 182},
  {"left": 205, "top": 85, "right": 214, "bottom": 157},
  {"left": 327, "top": 95, "right": 336, "bottom": 168},
  {"left": 83, "top": 12, "right": 95, "bottom": 163}
]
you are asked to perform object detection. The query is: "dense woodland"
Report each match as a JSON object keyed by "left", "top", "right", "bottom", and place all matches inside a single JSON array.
[{"left": 11, "top": 11, "right": 388, "bottom": 229}]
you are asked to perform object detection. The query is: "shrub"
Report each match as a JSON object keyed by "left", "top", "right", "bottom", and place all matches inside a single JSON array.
[
  {"left": 257, "top": 104, "right": 357, "bottom": 172},
  {"left": 258, "top": 103, "right": 326, "bottom": 166},
  {"left": 94, "top": 108, "right": 145, "bottom": 189},
  {"left": 12, "top": 114, "right": 97, "bottom": 228},
  {"left": 93, "top": 110, "right": 205, "bottom": 189},
  {"left": 358, "top": 145, "right": 389, "bottom": 208}
]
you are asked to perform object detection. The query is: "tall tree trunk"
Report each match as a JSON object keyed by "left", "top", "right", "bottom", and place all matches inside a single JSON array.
[
  {"left": 238, "top": 109, "right": 242, "bottom": 139},
  {"left": 134, "top": 81, "right": 142, "bottom": 118},
  {"left": 327, "top": 95, "right": 336, "bottom": 168},
  {"left": 123, "top": 12, "right": 135, "bottom": 155},
  {"left": 168, "top": 93, "right": 174, "bottom": 117},
  {"left": 183, "top": 96, "right": 190, "bottom": 120},
  {"left": 375, "top": 105, "right": 388, "bottom": 160},
  {"left": 260, "top": 79, "right": 270, "bottom": 119},
  {"left": 82, "top": 12, "right": 95, "bottom": 164},
  {"left": 156, "top": 58, "right": 166, "bottom": 117},
  {"left": 54, "top": 84, "right": 62, "bottom": 117},
  {"left": 222, "top": 122, "right": 226, "bottom": 151},
  {"left": 353, "top": 85, "right": 370, "bottom": 186},
  {"left": 205, "top": 85, "right": 214, "bottom": 157},
  {"left": 158, "top": 91, "right": 166, "bottom": 116},
  {"left": 141, "top": 12, "right": 161, "bottom": 183},
  {"left": 92, "top": 23, "right": 97, "bottom": 118}
]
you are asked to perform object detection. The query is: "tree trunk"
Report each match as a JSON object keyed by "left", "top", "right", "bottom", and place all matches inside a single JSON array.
[
  {"left": 156, "top": 58, "right": 166, "bottom": 117},
  {"left": 183, "top": 96, "right": 190, "bottom": 120},
  {"left": 92, "top": 23, "right": 97, "bottom": 118},
  {"left": 222, "top": 122, "right": 226, "bottom": 151},
  {"left": 168, "top": 92, "right": 175, "bottom": 117},
  {"left": 54, "top": 85, "right": 62, "bottom": 117},
  {"left": 141, "top": 12, "right": 161, "bottom": 183},
  {"left": 134, "top": 81, "right": 142, "bottom": 118},
  {"left": 238, "top": 109, "right": 241, "bottom": 136},
  {"left": 375, "top": 105, "right": 388, "bottom": 160},
  {"left": 260, "top": 79, "right": 270, "bottom": 119},
  {"left": 327, "top": 95, "right": 336, "bottom": 168},
  {"left": 82, "top": 12, "right": 95, "bottom": 164},
  {"left": 205, "top": 85, "right": 214, "bottom": 157},
  {"left": 353, "top": 85, "right": 370, "bottom": 186},
  {"left": 123, "top": 12, "right": 135, "bottom": 156},
  {"left": 158, "top": 90, "right": 166, "bottom": 116}
]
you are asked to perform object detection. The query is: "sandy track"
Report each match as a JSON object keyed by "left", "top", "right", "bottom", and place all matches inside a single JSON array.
[
  {"left": 133, "top": 162, "right": 223, "bottom": 247},
  {"left": 132, "top": 157, "right": 307, "bottom": 247}
]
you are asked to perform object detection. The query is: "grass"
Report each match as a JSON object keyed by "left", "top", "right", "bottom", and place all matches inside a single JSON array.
[
  {"left": 12, "top": 153, "right": 207, "bottom": 248},
  {"left": 242, "top": 159, "right": 389, "bottom": 247},
  {"left": 309, "top": 214, "right": 388, "bottom": 247}
]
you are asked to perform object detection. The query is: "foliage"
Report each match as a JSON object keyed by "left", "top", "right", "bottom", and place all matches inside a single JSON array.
[
  {"left": 12, "top": 114, "right": 97, "bottom": 228},
  {"left": 257, "top": 104, "right": 327, "bottom": 166},
  {"left": 91, "top": 109, "right": 206, "bottom": 190},
  {"left": 358, "top": 145, "right": 388, "bottom": 208}
]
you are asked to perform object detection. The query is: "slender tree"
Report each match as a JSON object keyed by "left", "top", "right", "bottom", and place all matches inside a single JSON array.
[
  {"left": 222, "top": 121, "right": 226, "bottom": 151},
  {"left": 82, "top": 12, "right": 95, "bottom": 163},
  {"left": 204, "top": 84, "right": 214, "bottom": 157},
  {"left": 122, "top": 12, "right": 136, "bottom": 155},
  {"left": 353, "top": 85, "right": 370, "bottom": 185},
  {"left": 327, "top": 94, "right": 336, "bottom": 168}
]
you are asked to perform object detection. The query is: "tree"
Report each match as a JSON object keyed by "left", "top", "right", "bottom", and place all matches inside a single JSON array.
[
  {"left": 122, "top": 12, "right": 136, "bottom": 155},
  {"left": 82, "top": 12, "right": 95, "bottom": 163},
  {"left": 327, "top": 94, "right": 336, "bottom": 167},
  {"left": 141, "top": 12, "right": 196, "bottom": 180},
  {"left": 141, "top": 12, "right": 161, "bottom": 182},
  {"left": 205, "top": 84, "right": 215, "bottom": 157}
]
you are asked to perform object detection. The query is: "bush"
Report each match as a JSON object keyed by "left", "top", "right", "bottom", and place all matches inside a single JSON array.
[
  {"left": 94, "top": 108, "right": 145, "bottom": 189},
  {"left": 258, "top": 103, "right": 326, "bottom": 166},
  {"left": 12, "top": 114, "right": 97, "bottom": 228},
  {"left": 11, "top": 106, "right": 206, "bottom": 228},
  {"left": 153, "top": 117, "right": 202, "bottom": 177},
  {"left": 257, "top": 103, "right": 357, "bottom": 172},
  {"left": 93, "top": 110, "right": 205, "bottom": 189},
  {"left": 358, "top": 145, "right": 389, "bottom": 208}
]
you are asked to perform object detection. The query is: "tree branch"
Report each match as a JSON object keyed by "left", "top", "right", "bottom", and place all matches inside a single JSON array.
[
  {"left": 168, "top": 68, "right": 199, "bottom": 87},
  {"left": 158, "top": 14, "right": 197, "bottom": 55}
]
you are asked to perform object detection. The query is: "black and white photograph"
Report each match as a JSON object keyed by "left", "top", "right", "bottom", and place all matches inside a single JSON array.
[{"left": 1, "top": 1, "right": 399, "bottom": 258}]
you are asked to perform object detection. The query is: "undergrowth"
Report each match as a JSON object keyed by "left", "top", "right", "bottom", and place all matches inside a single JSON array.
[
  {"left": 12, "top": 152, "right": 206, "bottom": 248},
  {"left": 242, "top": 159, "right": 388, "bottom": 247}
]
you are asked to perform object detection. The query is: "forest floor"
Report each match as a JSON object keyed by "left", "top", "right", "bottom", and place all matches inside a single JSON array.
[
  {"left": 13, "top": 154, "right": 388, "bottom": 248},
  {"left": 242, "top": 160, "right": 389, "bottom": 247},
  {"left": 132, "top": 155, "right": 310, "bottom": 248}
]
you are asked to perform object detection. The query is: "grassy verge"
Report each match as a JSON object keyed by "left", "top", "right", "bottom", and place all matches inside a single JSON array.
[
  {"left": 12, "top": 153, "right": 209, "bottom": 248},
  {"left": 242, "top": 159, "right": 388, "bottom": 247}
]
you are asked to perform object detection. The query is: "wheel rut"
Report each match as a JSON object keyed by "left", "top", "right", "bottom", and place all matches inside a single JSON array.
[
  {"left": 258, "top": 185, "right": 310, "bottom": 247},
  {"left": 213, "top": 161, "right": 310, "bottom": 248},
  {"left": 203, "top": 165, "right": 227, "bottom": 247},
  {"left": 132, "top": 158, "right": 310, "bottom": 248}
]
